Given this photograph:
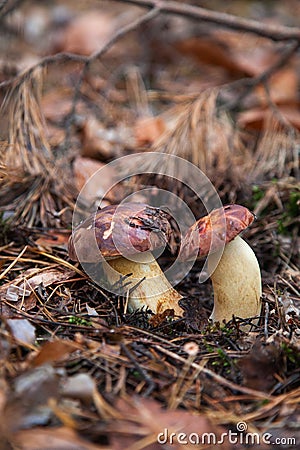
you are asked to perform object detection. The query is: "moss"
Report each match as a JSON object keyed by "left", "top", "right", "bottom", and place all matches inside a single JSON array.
[
  {"left": 252, "top": 185, "right": 265, "bottom": 204},
  {"left": 281, "top": 342, "right": 300, "bottom": 367},
  {"left": 68, "top": 316, "right": 91, "bottom": 326}
]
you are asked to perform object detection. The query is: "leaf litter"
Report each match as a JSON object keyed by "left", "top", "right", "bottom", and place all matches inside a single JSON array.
[{"left": 0, "top": 1, "right": 299, "bottom": 449}]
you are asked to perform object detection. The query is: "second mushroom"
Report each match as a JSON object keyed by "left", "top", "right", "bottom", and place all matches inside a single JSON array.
[{"left": 180, "top": 204, "right": 262, "bottom": 324}]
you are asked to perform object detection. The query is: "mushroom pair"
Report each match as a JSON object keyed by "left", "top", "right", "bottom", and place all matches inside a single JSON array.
[{"left": 68, "top": 203, "right": 262, "bottom": 323}]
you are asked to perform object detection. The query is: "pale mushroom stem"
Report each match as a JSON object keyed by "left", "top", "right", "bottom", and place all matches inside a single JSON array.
[
  {"left": 207, "top": 235, "right": 262, "bottom": 324},
  {"left": 106, "top": 252, "right": 183, "bottom": 316}
]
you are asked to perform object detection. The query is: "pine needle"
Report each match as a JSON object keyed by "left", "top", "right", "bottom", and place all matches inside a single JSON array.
[{"left": 0, "top": 69, "right": 75, "bottom": 227}]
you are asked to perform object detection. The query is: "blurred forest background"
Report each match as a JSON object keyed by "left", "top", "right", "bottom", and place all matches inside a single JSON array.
[{"left": 0, "top": 1, "right": 299, "bottom": 449}]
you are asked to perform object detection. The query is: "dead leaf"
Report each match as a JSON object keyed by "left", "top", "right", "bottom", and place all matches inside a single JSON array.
[
  {"left": 175, "top": 30, "right": 279, "bottom": 78},
  {"left": 238, "top": 339, "right": 284, "bottom": 391},
  {"left": 79, "top": 118, "right": 131, "bottom": 161},
  {"left": 0, "top": 268, "right": 76, "bottom": 316},
  {"left": 62, "top": 373, "right": 96, "bottom": 403},
  {"left": 20, "top": 267, "right": 76, "bottom": 291},
  {"left": 42, "top": 88, "right": 74, "bottom": 123},
  {"left": 32, "top": 339, "right": 81, "bottom": 367},
  {"left": 134, "top": 116, "right": 167, "bottom": 146},
  {"left": 175, "top": 36, "right": 246, "bottom": 76},
  {"left": 238, "top": 107, "right": 268, "bottom": 130},
  {"left": 278, "top": 104, "right": 300, "bottom": 129},
  {"left": 0, "top": 268, "right": 75, "bottom": 296},
  {"left": 73, "top": 155, "right": 112, "bottom": 207},
  {"left": 55, "top": 11, "right": 117, "bottom": 56},
  {"left": 2, "top": 365, "right": 61, "bottom": 434},
  {"left": 256, "top": 67, "right": 298, "bottom": 106},
  {"left": 35, "top": 229, "right": 71, "bottom": 248},
  {"left": 5, "top": 284, "right": 30, "bottom": 302},
  {"left": 73, "top": 155, "right": 125, "bottom": 208},
  {"left": 7, "top": 319, "right": 36, "bottom": 346},
  {"left": 73, "top": 156, "right": 105, "bottom": 191},
  {"left": 148, "top": 309, "right": 175, "bottom": 327}
]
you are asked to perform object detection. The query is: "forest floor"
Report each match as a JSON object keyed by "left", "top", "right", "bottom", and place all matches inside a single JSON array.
[{"left": 0, "top": 1, "right": 299, "bottom": 449}]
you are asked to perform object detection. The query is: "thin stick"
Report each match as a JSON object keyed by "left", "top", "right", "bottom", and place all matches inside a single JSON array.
[
  {"left": 264, "top": 301, "right": 269, "bottom": 340},
  {"left": 0, "top": 245, "right": 28, "bottom": 280},
  {"left": 115, "top": 0, "right": 300, "bottom": 41}
]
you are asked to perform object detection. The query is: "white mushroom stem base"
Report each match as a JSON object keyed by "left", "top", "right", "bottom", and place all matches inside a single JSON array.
[
  {"left": 106, "top": 252, "right": 183, "bottom": 316},
  {"left": 207, "top": 236, "right": 262, "bottom": 324}
]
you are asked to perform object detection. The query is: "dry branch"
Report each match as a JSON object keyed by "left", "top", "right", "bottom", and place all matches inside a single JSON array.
[{"left": 116, "top": 0, "right": 300, "bottom": 41}]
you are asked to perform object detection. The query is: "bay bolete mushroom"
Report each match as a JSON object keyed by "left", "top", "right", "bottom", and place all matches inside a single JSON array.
[
  {"left": 180, "top": 205, "right": 262, "bottom": 324},
  {"left": 68, "top": 203, "right": 183, "bottom": 316}
]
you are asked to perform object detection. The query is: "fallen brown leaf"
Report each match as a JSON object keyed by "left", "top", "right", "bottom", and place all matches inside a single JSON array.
[
  {"left": 238, "top": 339, "right": 284, "bottom": 392},
  {"left": 32, "top": 339, "right": 82, "bottom": 367},
  {"left": 80, "top": 118, "right": 130, "bottom": 161},
  {"left": 35, "top": 229, "right": 71, "bottom": 248},
  {"left": 175, "top": 29, "right": 279, "bottom": 78},
  {"left": 55, "top": 11, "right": 116, "bottom": 56},
  {"left": 42, "top": 88, "right": 74, "bottom": 123},
  {"left": 175, "top": 36, "right": 246, "bottom": 76},
  {"left": 255, "top": 67, "right": 298, "bottom": 106},
  {"left": 134, "top": 116, "right": 167, "bottom": 146}
]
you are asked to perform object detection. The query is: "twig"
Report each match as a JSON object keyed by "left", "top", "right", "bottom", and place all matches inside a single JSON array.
[
  {"left": 0, "top": 245, "right": 27, "bottom": 280},
  {"left": 264, "top": 301, "right": 269, "bottom": 340},
  {"left": 278, "top": 275, "right": 300, "bottom": 297},
  {"left": 0, "top": 54, "right": 79, "bottom": 90},
  {"left": 115, "top": 0, "right": 300, "bottom": 41}
]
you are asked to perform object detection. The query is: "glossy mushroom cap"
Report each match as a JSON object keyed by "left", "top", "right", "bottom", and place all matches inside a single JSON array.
[
  {"left": 180, "top": 204, "right": 255, "bottom": 261},
  {"left": 68, "top": 203, "right": 172, "bottom": 263}
]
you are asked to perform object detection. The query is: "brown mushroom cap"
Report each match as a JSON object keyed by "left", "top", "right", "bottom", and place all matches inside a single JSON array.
[
  {"left": 180, "top": 204, "right": 255, "bottom": 261},
  {"left": 68, "top": 203, "right": 172, "bottom": 262}
]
